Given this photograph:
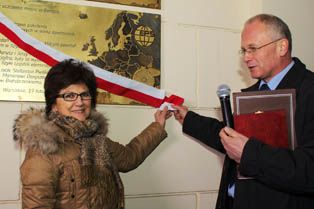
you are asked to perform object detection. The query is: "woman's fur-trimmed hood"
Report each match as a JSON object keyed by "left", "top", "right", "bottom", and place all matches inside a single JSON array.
[{"left": 13, "top": 108, "right": 109, "bottom": 154}]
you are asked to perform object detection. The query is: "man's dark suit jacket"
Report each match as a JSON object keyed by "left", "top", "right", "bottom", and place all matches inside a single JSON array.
[{"left": 183, "top": 57, "right": 314, "bottom": 209}]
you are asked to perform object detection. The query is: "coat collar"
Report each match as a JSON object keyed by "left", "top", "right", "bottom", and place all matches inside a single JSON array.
[
  {"left": 13, "top": 108, "right": 109, "bottom": 154},
  {"left": 241, "top": 57, "right": 307, "bottom": 93}
]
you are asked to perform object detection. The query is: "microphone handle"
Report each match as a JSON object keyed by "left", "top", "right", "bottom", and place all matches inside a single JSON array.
[{"left": 220, "top": 96, "right": 234, "bottom": 128}]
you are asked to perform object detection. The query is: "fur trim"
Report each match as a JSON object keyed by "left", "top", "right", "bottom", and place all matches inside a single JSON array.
[
  {"left": 13, "top": 107, "right": 109, "bottom": 154},
  {"left": 89, "top": 110, "right": 109, "bottom": 136}
]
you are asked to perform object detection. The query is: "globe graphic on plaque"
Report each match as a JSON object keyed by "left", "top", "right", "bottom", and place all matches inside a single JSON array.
[{"left": 134, "top": 26, "right": 155, "bottom": 47}]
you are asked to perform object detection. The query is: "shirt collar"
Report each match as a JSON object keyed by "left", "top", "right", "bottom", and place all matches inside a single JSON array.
[{"left": 259, "top": 61, "right": 294, "bottom": 90}]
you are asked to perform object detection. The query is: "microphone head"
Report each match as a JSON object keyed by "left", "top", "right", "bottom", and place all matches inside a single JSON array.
[{"left": 216, "top": 84, "right": 231, "bottom": 97}]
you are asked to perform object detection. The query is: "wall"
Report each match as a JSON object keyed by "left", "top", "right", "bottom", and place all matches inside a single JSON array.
[{"left": 0, "top": 0, "right": 314, "bottom": 209}]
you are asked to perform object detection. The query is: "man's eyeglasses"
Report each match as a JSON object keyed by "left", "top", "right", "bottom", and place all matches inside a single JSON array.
[
  {"left": 239, "top": 38, "right": 283, "bottom": 56},
  {"left": 57, "top": 92, "right": 92, "bottom": 101}
]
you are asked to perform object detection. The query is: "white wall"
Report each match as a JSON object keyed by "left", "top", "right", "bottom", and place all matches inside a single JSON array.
[
  {"left": 1, "top": 0, "right": 314, "bottom": 208},
  {"left": 262, "top": 0, "right": 314, "bottom": 71}
]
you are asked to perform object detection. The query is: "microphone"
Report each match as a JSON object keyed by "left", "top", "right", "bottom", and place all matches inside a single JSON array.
[
  {"left": 216, "top": 84, "right": 236, "bottom": 207},
  {"left": 216, "top": 84, "right": 234, "bottom": 128}
]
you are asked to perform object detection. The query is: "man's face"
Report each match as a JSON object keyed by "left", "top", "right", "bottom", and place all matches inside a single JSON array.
[{"left": 240, "top": 21, "right": 283, "bottom": 82}]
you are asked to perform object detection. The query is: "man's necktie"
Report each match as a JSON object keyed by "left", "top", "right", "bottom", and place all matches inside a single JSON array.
[{"left": 259, "top": 83, "right": 270, "bottom": 91}]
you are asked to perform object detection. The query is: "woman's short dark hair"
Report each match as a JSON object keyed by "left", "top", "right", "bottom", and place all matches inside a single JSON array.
[{"left": 44, "top": 59, "right": 97, "bottom": 116}]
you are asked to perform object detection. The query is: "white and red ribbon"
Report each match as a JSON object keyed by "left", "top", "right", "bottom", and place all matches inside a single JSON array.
[{"left": 0, "top": 12, "right": 183, "bottom": 108}]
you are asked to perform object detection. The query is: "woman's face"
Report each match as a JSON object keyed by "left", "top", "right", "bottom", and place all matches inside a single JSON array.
[{"left": 52, "top": 83, "right": 92, "bottom": 121}]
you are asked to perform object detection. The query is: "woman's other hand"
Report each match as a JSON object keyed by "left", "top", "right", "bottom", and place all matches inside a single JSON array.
[{"left": 154, "top": 106, "right": 172, "bottom": 128}]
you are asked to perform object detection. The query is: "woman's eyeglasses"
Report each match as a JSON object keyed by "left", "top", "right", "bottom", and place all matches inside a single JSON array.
[{"left": 57, "top": 92, "right": 92, "bottom": 101}]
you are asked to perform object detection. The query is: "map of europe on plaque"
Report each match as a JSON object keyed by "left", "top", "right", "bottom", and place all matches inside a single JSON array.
[
  {"left": 0, "top": 0, "right": 161, "bottom": 105},
  {"left": 86, "top": 0, "right": 160, "bottom": 9}
]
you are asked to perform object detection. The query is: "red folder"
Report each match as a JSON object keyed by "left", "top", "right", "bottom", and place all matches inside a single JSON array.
[{"left": 234, "top": 109, "right": 289, "bottom": 148}]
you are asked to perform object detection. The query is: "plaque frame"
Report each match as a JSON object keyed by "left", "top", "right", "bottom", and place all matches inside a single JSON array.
[{"left": 232, "top": 89, "right": 297, "bottom": 149}]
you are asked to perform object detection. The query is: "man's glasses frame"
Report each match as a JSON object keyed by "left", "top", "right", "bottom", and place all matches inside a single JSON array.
[
  {"left": 57, "top": 91, "right": 92, "bottom": 101},
  {"left": 239, "top": 38, "right": 283, "bottom": 56}
]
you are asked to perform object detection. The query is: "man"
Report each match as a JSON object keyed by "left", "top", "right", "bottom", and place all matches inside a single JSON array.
[{"left": 173, "top": 14, "right": 314, "bottom": 209}]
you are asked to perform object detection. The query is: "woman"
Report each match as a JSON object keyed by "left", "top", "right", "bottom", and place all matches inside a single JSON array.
[{"left": 13, "top": 59, "right": 171, "bottom": 209}]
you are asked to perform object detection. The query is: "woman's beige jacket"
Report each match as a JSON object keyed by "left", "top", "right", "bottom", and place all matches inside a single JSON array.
[{"left": 13, "top": 108, "right": 167, "bottom": 209}]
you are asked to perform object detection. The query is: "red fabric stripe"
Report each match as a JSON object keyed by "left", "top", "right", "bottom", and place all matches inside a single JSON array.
[
  {"left": 96, "top": 78, "right": 164, "bottom": 107},
  {"left": 164, "top": 95, "right": 184, "bottom": 106},
  {"left": 0, "top": 23, "right": 59, "bottom": 66}
]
